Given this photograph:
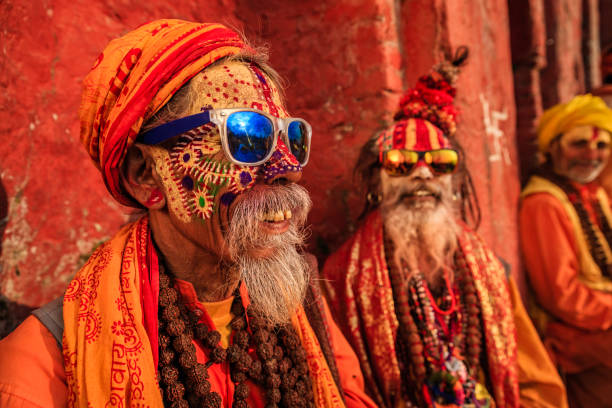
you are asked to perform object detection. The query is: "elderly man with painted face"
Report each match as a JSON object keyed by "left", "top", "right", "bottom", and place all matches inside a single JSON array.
[
  {"left": 520, "top": 95, "right": 612, "bottom": 407},
  {"left": 0, "top": 20, "right": 376, "bottom": 408},
  {"left": 322, "top": 55, "right": 567, "bottom": 408}
]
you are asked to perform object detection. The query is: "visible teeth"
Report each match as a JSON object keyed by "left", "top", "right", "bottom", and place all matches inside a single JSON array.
[
  {"left": 259, "top": 210, "right": 292, "bottom": 222},
  {"left": 413, "top": 190, "right": 432, "bottom": 196}
]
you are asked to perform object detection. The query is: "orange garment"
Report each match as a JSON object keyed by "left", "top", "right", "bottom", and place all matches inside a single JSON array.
[
  {"left": 0, "top": 217, "right": 375, "bottom": 408},
  {"left": 520, "top": 180, "right": 612, "bottom": 406},
  {"left": 321, "top": 210, "right": 566, "bottom": 408}
]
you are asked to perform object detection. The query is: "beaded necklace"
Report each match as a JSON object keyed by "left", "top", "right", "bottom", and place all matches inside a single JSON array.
[
  {"left": 156, "top": 265, "right": 315, "bottom": 408},
  {"left": 540, "top": 171, "right": 612, "bottom": 279},
  {"left": 387, "top": 245, "right": 484, "bottom": 407}
]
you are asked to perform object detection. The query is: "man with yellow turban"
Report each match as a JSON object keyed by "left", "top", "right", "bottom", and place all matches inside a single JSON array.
[
  {"left": 520, "top": 94, "right": 612, "bottom": 407},
  {"left": 0, "top": 19, "right": 376, "bottom": 408}
]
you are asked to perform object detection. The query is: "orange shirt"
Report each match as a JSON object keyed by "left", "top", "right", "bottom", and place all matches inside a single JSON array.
[
  {"left": 520, "top": 190, "right": 612, "bottom": 372},
  {"left": 0, "top": 281, "right": 375, "bottom": 408}
]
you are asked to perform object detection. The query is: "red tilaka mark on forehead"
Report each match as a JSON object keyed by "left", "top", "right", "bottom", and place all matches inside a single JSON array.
[
  {"left": 249, "top": 63, "right": 279, "bottom": 117},
  {"left": 592, "top": 127, "right": 600, "bottom": 140}
]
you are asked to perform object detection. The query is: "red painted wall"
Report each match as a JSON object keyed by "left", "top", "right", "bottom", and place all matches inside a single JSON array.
[{"left": 0, "top": 0, "right": 560, "bottom": 329}]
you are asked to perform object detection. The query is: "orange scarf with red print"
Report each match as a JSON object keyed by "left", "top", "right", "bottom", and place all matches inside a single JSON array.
[
  {"left": 62, "top": 217, "right": 344, "bottom": 407},
  {"left": 321, "top": 211, "right": 518, "bottom": 408}
]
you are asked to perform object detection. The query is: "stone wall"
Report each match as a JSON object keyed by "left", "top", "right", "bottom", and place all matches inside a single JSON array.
[{"left": 0, "top": 0, "right": 598, "bottom": 336}]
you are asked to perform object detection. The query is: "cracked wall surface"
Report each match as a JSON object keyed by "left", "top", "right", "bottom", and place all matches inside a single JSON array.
[{"left": 0, "top": 0, "right": 570, "bottom": 337}]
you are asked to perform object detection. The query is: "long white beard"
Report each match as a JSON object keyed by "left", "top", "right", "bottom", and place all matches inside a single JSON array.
[
  {"left": 381, "top": 182, "right": 459, "bottom": 288},
  {"left": 227, "top": 184, "right": 312, "bottom": 326}
]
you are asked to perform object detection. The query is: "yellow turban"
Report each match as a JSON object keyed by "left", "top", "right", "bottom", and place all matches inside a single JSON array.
[{"left": 537, "top": 94, "right": 612, "bottom": 153}]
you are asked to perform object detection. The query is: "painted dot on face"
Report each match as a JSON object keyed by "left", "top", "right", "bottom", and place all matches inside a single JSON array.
[
  {"left": 182, "top": 153, "right": 191, "bottom": 163},
  {"left": 220, "top": 192, "right": 237, "bottom": 206},
  {"left": 239, "top": 171, "right": 252, "bottom": 186},
  {"left": 181, "top": 176, "right": 194, "bottom": 191},
  {"left": 198, "top": 195, "right": 207, "bottom": 208}
]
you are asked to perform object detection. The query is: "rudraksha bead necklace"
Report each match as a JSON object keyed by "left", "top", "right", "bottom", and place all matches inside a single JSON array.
[
  {"left": 542, "top": 172, "right": 612, "bottom": 279},
  {"left": 156, "top": 265, "right": 316, "bottom": 408},
  {"left": 387, "top": 247, "right": 483, "bottom": 406}
]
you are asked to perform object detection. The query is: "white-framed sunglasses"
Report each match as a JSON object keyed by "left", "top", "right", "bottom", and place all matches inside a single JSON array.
[{"left": 138, "top": 108, "right": 312, "bottom": 167}]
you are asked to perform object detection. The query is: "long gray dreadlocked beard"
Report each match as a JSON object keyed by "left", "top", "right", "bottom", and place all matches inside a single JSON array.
[
  {"left": 227, "top": 184, "right": 312, "bottom": 326},
  {"left": 381, "top": 176, "right": 460, "bottom": 289}
]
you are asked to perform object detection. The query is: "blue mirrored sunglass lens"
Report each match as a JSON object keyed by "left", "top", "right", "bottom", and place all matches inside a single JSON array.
[
  {"left": 226, "top": 112, "right": 275, "bottom": 163},
  {"left": 288, "top": 121, "right": 308, "bottom": 164}
]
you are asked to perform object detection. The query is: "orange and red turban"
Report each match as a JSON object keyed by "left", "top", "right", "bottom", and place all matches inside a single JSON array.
[
  {"left": 79, "top": 19, "right": 248, "bottom": 206},
  {"left": 377, "top": 67, "right": 460, "bottom": 155}
]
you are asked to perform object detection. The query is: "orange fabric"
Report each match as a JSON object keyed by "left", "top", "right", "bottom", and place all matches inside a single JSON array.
[
  {"left": 79, "top": 19, "right": 246, "bottom": 205},
  {"left": 60, "top": 215, "right": 357, "bottom": 407},
  {"left": 508, "top": 279, "right": 568, "bottom": 408},
  {"left": 62, "top": 217, "right": 163, "bottom": 407},
  {"left": 521, "top": 176, "right": 612, "bottom": 293},
  {"left": 519, "top": 189, "right": 612, "bottom": 373},
  {"left": 321, "top": 211, "right": 519, "bottom": 408},
  {"left": 0, "top": 276, "right": 375, "bottom": 408},
  {"left": 0, "top": 316, "right": 67, "bottom": 407}
]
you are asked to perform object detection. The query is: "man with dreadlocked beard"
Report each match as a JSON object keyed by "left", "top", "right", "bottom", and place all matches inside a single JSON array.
[
  {"left": 520, "top": 95, "right": 612, "bottom": 407},
  {"left": 0, "top": 20, "right": 376, "bottom": 408},
  {"left": 321, "top": 51, "right": 567, "bottom": 408}
]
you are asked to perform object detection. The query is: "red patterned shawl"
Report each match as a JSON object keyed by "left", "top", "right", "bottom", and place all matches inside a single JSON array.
[{"left": 321, "top": 210, "right": 518, "bottom": 408}]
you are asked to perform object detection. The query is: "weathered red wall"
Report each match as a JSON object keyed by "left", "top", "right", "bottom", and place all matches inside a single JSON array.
[{"left": 1, "top": 0, "right": 525, "bottom": 323}]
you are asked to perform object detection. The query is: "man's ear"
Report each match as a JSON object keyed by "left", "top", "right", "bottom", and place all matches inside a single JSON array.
[{"left": 121, "top": 144, "right": 166, "bottom": 210}]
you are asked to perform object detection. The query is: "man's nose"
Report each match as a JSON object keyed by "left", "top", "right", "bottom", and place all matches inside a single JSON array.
[
  {"left": 261, "top": 139, "right": 302, "bottom": 185},
  {"left": 583, "top": 147, "right": 601, "bottom": 160},
  {"left": 411, "top": 163, "right": 434, "bottom": 179}
]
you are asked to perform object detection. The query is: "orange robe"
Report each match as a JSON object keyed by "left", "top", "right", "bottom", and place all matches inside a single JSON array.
[
  {"left": 0, "top": 217, "right": 376, "bottom": 408},
  {"left": 0, "top": 281, "right": 375, "bottom": 408},
  {"left": 322, "top": 210, "right": 567, "bottom": 408},
  {"left": 520, "top": 176, "right": 612, "bottom": 407}
]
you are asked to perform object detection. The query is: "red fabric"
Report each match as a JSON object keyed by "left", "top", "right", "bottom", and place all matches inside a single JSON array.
[{"left": 141, "top": 235, "right": 159, "bottom": 367}]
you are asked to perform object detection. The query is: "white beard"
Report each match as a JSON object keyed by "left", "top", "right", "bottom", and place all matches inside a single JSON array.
[
  {"left": 227, "top": 184, "right": 312, "bottom": 326},
  {"left": 381, "top": 179, "right": 460, "bottom": 288}
]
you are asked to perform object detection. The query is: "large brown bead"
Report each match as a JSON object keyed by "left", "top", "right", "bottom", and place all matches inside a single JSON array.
[
  {"left": 160, "top": 366, "right": 179, "bottom": 385},
  {"left": 233, "top": 330, "right": 249, "bottom": 348},
  {"left": 233, "top": 400, "right": 248, "bottom": 408},
  {"left": 203, "top": 391, "right": 222, "bottom": 408},
  {"left": 170, "top": 400, "right": 189, "bottom": 408},
  {"left": 194, "top": 323, "right": 210, "bottom": 339},
  {"left": 163, "top": 305, "right": 180, "bottom": 321},
  {"left": 186, "top": 364, "right": 208, "bottom": 381},
  {"left": 266, "top": 373, "right": 281, "bottom": 388},
  {"left": 202, "top": 331, "right": 221, "bottom": 348},
  {"left": 264, "top": 358, "right": 278, "bottom": 373},
  {"left": 190, "top": 380, "right": 211, "bottom": 397},
  {"left": 172, "top": 333, "right": 193, "bottom": 353},
  {"left": 166, "top": 320, "right": 186, "bottom": 337},
  {"left": 252, "top": 329, "right": 269, "bottom": 344},
  {"left": 159, "top": 273, "right": 171, "bottom": 289},
  {"left": 165, "top": 382, "right": 185, "bottom": 402},
  {"left": 234, "top": 382, "right": 250, "bottom": 400},
  {"left": 178, "top": 351, "right": 197, "bottom": 368},
  {"left": 159, "top": 287, "right": 178, "bottom": 307},
  {"left": 159, "top": 349, "right": 175, "bottom": 365},
  {"left": 267, "top": 388, "right": 282, "bottom": 404},
  {"left": 210, "top": 347, "right": 227, "bottom": 363},
  {"left": 257, "top": 343, "right": 273, "bottom": 360}
]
